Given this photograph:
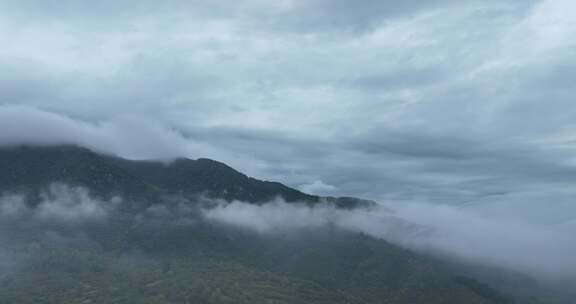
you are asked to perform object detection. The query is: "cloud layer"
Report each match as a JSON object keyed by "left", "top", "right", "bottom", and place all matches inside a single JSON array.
[
  {"left": 0, "top": 181, "right": 574, "bottom": 281},
  {"left": 0, "top": 184, "right": 117, "bottom": 224},
  {"left": 204, "top": 199, "right": 576, "bottom": 279},
  {"left": 0, "top": 106, "right": 194, "bottom": 160},
  {"left": 0, "top": 0, "right": 575, "bottom": 206}
]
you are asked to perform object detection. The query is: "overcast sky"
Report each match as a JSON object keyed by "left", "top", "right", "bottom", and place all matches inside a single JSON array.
[{"left": 1, "top": 0, "right": 575, "bottom": 224}]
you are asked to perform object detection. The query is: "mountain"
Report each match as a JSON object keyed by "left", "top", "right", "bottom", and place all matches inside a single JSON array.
[
  {"left": 0, "top": 145, "right": 308, "bottom": 202},
  {"left": 0, "top": 145, "right": 371, "bottom": 208},
  {"left": 0, "top": 145, "right": 520, "bottom": 304}
]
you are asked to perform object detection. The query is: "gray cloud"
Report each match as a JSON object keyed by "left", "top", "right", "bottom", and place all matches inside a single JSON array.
[
  {"left": 0, "top": 0, "right": 501, "bottom": 34},
  {"left": 0, "top": 0, "right": 575, "bottom": 283},
  {"left": 253, "top": 0, "right": 454, "bottom": 34}
]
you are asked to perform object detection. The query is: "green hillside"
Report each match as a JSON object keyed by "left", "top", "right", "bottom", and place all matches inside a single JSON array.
[{"left": 0, "top": 145, "right": 520, "bottom": 304}]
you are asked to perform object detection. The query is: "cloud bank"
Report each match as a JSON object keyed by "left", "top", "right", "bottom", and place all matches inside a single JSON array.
[
  {"left": 0, "top": 181, "right": 574, "bottom": 281},
  {"left": 0, "top": 184, "right": 117, "bottom": 224},
  {"left": 0, "top": 0, "right": 575, "bottom": 207},
  {"left": 204, "top": 199, "right": 576, "bottom": 279},
  {"left": 0, "top": 105, "right": 195, "bottom": 160}
]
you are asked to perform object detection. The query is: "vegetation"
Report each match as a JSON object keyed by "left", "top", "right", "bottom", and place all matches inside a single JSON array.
[{"left": 0, "top": 145, "right": 535, "bottom": 303}]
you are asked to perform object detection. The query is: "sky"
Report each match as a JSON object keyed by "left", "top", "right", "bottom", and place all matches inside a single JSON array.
[{"left": 1, "top": 0, "right": 576, "bottom": 226}]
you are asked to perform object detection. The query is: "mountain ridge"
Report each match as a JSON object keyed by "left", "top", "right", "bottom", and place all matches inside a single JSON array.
[
  {"left": 0, "top": 144, "right": 372, "bottom": 208},
  {"left": 0, "top": 144, "right": 522, "bottom": 304}
]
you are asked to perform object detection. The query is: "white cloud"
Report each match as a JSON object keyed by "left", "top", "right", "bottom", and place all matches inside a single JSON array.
[
  {"left": 0, "top": 184, "right": 118, "bottom": 223},
  {"left": 299, "top": 180, "right": 337, "bottom": 195},
  {"left": 389, "top": 201, "right": 576, "bottom": 278},
  {"left": 34, "top": 184, "right": 114, "bottom": 222},
  {"left": 0, "top": 105, "right": 194, "bottom": 160},
  {"left": 203, "top": 199, "right": 576, "bottom": 279},
  {"left": 204, "top": 200, "right": 336, "bottom": 233}
]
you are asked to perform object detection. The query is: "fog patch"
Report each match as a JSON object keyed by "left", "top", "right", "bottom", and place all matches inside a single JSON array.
[
  {"left": 35, "top": 184, "right": 116, "bottom": 223},
  {"left": 298, "top": 180, "right": 338, "bottom": 196},
  {"left": 0, "top": 105, "right": 193, "bottom": 160},
  {"left": 205, "top": 200, "right": 334, "bottom": 233},
  {"left": 203, "top": 199, "right": 576, "bottom": 279},
  {"left": 204, "top": 199, "right": 425, "bottom": 241},
  {"left": 0, "top": 184, "right": 118, "bottom": 224},
  {"left": 389, "top": 201, "right": 576, "bottom": 279},
  {"left": 0, "top": 184, "right": 122, "bottom": 273}
]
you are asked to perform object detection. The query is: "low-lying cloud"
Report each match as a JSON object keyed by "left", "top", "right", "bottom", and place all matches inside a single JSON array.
[
  {"left": 203, "top": 199, "right": 576, "bottom": 279},
  {"left": 391, "top": 201, "right": 576, "bottom": 278},
  {"left": 0, "top": 184, "right": 117, "bottom": 224},
  {"left": 0, "top": 184, "right": 120, "bottom": 273},
  {"left": 0, "top": 105, "right": 193, "bottom": 160},
  {"left": 1, "top": 182, "right": 574, "bottom": 281}
]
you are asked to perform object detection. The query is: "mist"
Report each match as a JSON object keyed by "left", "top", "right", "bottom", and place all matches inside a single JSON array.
[
  {"left": 0, "top": 184, "right": 117, "bottom": 224},
  {"left": 0, "top": 184, "right": 116, "bottom": 274},
  {"left": 0, "top": 105, "right": 193, "bottom": 160},
  {"left": 2, "top": 182, "right": 574, "bottom": 282},
  {"left": 203, "top": 199, "right": 576, "bottom": 279}
]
